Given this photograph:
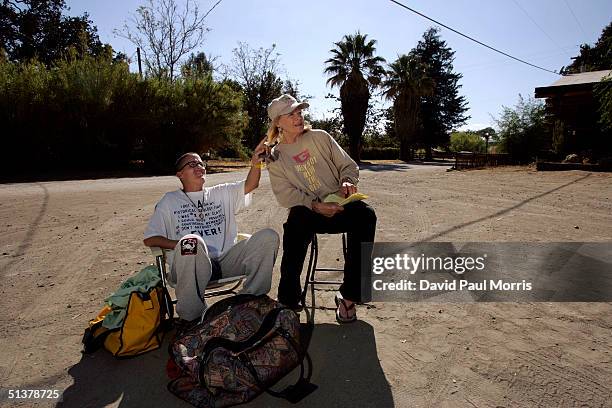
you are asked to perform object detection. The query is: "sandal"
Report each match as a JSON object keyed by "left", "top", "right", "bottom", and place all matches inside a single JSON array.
[{"left": 334, "top": 293, "right": 357, "bottom": 324}]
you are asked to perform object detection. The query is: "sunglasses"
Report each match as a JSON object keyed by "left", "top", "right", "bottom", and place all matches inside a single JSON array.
[{"left": 178, "top": 160, "right": 206, "bottom": 171}]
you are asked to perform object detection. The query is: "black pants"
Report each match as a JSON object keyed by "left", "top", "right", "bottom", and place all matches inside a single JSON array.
[{"left": 278, "top": 201, "right": 377, "bottom": 306}]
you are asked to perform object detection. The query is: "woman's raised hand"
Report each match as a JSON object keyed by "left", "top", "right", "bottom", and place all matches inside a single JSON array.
[{"left": 251, "top": 137, "right": 268, "bottom": 167}]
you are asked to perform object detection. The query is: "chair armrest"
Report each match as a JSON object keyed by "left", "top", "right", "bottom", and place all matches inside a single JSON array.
[
  {"left": 150, "top": 246, "right": 164, "bottom": 258},
  {"left": 149, "top": 244, "right": 245, "bottom": 295}
]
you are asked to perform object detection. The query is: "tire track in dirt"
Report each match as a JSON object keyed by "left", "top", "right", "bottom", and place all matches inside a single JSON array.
[
  {"left": 0, "top": 207, "right": 150, "bottom": 386},
  {"left": 1, "top": 172, "right": 248, "bottom": 388},
  {"left": 2, "top": 165, "right": 612, "bottom": 404},
  {"left": 495, "top": 348, "right": 612, "bottom": 407}
]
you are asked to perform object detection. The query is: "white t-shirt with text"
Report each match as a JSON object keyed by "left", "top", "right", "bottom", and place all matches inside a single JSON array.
[{"left": 144, "top": 181, "right": 251, "bottom": 266}]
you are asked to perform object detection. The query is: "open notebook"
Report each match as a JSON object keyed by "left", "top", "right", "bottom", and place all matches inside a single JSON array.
[{"left": 323, "top": 192, "right": 369, "bottom": 206}]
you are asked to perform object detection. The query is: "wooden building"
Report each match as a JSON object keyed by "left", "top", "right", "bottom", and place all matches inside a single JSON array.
[{"left": 535, "top": 70, "right": 611, "bottom": 157}]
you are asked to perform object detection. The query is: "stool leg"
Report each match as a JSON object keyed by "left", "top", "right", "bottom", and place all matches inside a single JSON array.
[
  {"left": 301, "top": 234, "right": 317, "bottom": 306},
  {"left": 302, "top": 233, "right": 346, "bottom": 308}
]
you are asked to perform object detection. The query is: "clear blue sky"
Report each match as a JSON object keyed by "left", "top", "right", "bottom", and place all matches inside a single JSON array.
[{"left": 66, "top": 0, "right": 611, "bottom": 131}]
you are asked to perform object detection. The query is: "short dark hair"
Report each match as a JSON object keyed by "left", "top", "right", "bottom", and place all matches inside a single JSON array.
[{"left": 175, "top": 152, "right": 201, "bottom": 171}]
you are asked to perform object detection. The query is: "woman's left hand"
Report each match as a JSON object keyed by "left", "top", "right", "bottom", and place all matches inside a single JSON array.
[{"left": 339, "top": 182, "right": 358, "bottom": 198}]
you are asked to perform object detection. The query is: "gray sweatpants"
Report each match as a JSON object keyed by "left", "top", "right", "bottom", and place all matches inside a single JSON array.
[{"left": 169, "top": 228, "right": 279, "bottom": 321}]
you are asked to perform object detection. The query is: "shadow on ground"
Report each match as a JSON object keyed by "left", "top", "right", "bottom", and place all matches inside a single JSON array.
[
  {"left": 360, "top": 160, "right": 453, "bottom": 172},
  {"left": 404, "top": 160, "right": 454, "bottom": 167},
  {"left": 59, "top": 343, "right": 178, "bottom": 408},
  {"left": 421, "top": 173, "right": 592, "bottom": 241},
  {"left": 59, "top": 320, "right": 392, "bottom": 407},
  {"left": 251, "top": 320, "right": 393, "bottom": 407},
  {"left": 3, "top": 183, "right": 48, "bottom": 273},
  {"left": 359, "top": 162, "right": 411, "bottom": 172}
]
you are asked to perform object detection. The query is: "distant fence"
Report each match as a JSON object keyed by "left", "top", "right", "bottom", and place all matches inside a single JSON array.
[
  {"left": 432, "top": 151, "right": 455, "bottom": 160},
  {"left": 359, "top": 149, "right": 514, "bottom": 168},
  {"left": 454, "top": 153, "right": 512, "bottom": 169}
]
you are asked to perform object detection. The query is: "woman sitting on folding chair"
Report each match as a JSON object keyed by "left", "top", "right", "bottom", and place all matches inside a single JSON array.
[
  {"left": 264, "top": 94, "right": 377, "bottom": 323},
  {"left": 143, "top": 149, "right": 279, "bottom": 322}
]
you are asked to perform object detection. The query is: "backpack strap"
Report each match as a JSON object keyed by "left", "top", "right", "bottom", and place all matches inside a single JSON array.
[{"left": 81, "top": 321, "right": 116, "bottom": 354}]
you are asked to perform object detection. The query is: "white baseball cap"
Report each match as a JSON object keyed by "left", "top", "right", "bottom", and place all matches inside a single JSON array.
[{"left": 267, "top": 94, "right": 309, "bottom": 121}]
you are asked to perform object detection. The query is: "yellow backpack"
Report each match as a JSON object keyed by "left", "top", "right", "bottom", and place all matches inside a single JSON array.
[{"left": 82, "top": 285, "right": 173, "bottom": 357}]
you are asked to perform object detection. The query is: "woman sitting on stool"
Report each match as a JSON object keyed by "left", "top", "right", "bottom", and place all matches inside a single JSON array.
[{"left": 265, "top": 94, "right": 377, "bottom": 323}]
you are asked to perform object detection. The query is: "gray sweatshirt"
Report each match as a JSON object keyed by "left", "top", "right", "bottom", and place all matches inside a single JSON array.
[{"left": 267, "top": 129, "right": 359, "bottom": 209}]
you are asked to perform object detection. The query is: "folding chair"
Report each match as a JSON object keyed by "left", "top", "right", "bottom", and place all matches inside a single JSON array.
[
  {"left": 151, "top": 233, "right": 250, "bottom": 314},
  {"left": 301, "top": 232, "right": 347, "bottom": 307}
]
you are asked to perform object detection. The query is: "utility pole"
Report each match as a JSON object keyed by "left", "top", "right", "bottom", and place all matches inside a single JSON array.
[{"left": 137, "top": 47, "right": 143, "bottom": 79}]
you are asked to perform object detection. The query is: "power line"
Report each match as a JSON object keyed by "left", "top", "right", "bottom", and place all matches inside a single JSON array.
[
  {"left": 562, "top": 0, "right": 588, "bottom": 41},
  {"left": 510, "top": 0, "right": 571, "bottom": 58},
  {"left": 389, "top": 0, "right": 560, "bottom": 75},
  {"left": 456, "top": 46, "right": 577, "bottom": 72}
]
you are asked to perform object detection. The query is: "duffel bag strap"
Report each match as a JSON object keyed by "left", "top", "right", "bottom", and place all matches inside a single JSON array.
[{"left": 238, "top": 328, "right": 317, "bottom": 404}]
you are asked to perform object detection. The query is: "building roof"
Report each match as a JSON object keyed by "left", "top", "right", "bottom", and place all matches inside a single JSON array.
[
  {"left": 535, "top": 70, "right": 612, "bottom": 98},
  {"left": 549, "top": 70, "right": 612, "bottom": 86}
]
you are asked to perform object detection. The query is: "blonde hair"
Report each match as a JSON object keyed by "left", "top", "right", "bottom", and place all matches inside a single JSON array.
[{"left": 266, "top": 118, "right": 312, "bottom": 146}]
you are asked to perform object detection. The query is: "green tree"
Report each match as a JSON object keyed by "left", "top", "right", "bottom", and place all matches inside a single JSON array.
[
  {"left": 181, "top": 52, "right": 215, "bottom": 79},
  {"left": 310, "top": 115, "right": 343, "bottom": 141},
  {"left": 0, "top": 0, "right": 105, "bottom": 64},
  {"left": 383, "top": 106, "right": 395, "bottom": 140},
  {"left": 226, "top": 42, "right": 290, "bottom": 149},
  {"left": 561, "top": 22, "right": 612, "bottom": 74},
  {"left": 310, "top": 94, "right": 347, "bottom": 147},
  {"left": 142, "top": 75, "right": 247, "bottom": 170},
  {"left": 449, "top": 131, "right": 485, "bottom": 153},
  {"left": 595, "top": 75, "right": 612, "bottom": 131},
  {"left": 495, "top": 95, "right": 547, "bottom": 163},
  {"left": 0, "top": 53, "right": 247, "bottom": 175},
  {"left": 412, "top": 28, "right": 469, "bottom": 159},
  {"left": 283, "top": 78, "right": 311, "bottom": 101},
  {"left": 475, "top": 127, "right": 496, "bottom": 139},
  {"left": 324, "top": 31, "right": 386, "bottom": 162},
  {"left": 475, "top": 127, "right": 496, "bottom": 152},
  {"left": 383, "top": 53, "right": 434, "bottom": 161}
]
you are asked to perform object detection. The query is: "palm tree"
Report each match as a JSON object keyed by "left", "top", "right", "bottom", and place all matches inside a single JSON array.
[
  {"left": 383, "top": 53, "right": 434, "bottom": 161},
  {"left": 324, "top": 32, "right": 385, "bottom": 162}
]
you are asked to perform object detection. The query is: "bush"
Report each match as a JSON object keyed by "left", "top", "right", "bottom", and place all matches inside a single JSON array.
[
  {"left": 0, "top": 56, "right": 247, "bottom": 175},
  {"left": 495, "top": 95, "right": 548, "bottom": 163},
  {"left": 140, "top": 76, "right": 247, "bottom": 173},
  {"left": 449, "top": 131, "right": 485, "bottom": 153},
  {"left": 209, "top": 143, "right": 251, "bottom": 160}
]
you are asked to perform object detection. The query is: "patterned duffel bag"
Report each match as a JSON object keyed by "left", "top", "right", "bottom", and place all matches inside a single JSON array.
[{"left": 167, "top": 294, "right": 316, "bottom": 408}]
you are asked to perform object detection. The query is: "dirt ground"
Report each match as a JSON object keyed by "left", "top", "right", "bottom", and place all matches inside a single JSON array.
[{"left": 1, "top": 162, "right": 611, "bottom": 407}]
